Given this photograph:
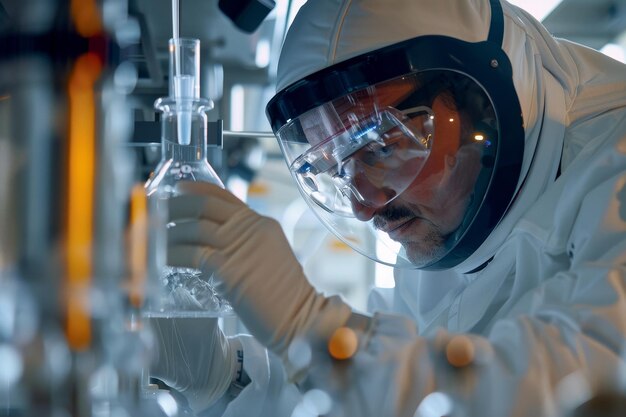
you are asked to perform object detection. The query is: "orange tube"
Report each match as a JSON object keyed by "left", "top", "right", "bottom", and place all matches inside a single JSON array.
[
  {"left": 65, "top": 52, "right": 102, "bottom": 351},
  {"left": 128, "top": 184, "right": 148, "bottom": 309},
  {"left": 71, "top": 0, "right": 103, "bottom": 38}
]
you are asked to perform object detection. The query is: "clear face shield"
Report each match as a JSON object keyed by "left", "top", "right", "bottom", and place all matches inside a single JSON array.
[{"left": 276, "top": 71, "right": 501, "bottom": 268}]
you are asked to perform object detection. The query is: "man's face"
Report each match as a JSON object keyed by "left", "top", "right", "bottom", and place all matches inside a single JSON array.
[{"left": 350, "top": 94, "right": 483, "bottom": 266}]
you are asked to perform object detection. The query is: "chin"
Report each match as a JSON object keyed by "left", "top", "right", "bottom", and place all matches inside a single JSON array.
[
  {"left": 403, "top": 240, "right": 447, "bottom": 268},
  {"left": 394, "top": 221, "right": 447, "bottom": 267}
]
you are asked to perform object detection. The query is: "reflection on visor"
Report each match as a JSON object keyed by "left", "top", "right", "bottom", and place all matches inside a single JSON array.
[{"left": 291, "top": 106, "right": 433, "bottom": 213}]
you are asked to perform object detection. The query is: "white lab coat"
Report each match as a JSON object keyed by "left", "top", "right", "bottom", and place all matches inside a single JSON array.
[{"left": 206, "top": 0, "right": 626, "bottom": 416}]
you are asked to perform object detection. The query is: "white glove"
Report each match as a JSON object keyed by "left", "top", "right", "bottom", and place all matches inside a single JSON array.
[
  {"left": 166, "top": 181, "right": 352, "bottom": 356},
  {"left": 149, "top": 316, "right": 239, "bottom": 413}
]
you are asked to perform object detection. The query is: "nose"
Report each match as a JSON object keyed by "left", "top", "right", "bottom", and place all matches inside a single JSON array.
[
  {"left": 350, "top": 196, "right": 378, "bottom": 221},
  {"left": 348, "top": 173, "right": 395, "bottom": 221}
]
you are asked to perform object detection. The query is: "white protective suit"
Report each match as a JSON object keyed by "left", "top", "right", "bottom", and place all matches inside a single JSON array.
[{"left": 205, "top": 0, "right": 626, "bottom": 416}]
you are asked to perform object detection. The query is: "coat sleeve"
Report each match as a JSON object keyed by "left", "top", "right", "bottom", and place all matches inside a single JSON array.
[{"left": 292, "top": 141, "right": 626, "bottom": 417}]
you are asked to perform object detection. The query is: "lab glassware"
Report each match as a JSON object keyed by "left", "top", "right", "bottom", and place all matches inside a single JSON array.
[{"left": 144, "top": 38, "right": 232, "bottom": 318}]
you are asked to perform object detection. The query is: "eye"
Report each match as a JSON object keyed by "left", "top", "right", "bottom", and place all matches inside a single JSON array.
[
  {"left": 360, "top": 141, "right": 397, "bottom": 165},
  {"left": 374, "top": 143, "right": 395, "bottom": 157}
]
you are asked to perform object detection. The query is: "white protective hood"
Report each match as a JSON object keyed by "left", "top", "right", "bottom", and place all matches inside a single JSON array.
[{"left": 276, "top": 0, "right": 626, "bottom": 272}]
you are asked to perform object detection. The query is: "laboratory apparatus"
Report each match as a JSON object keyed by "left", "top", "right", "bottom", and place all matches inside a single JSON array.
[{"left": 144, "top": 37, "right": 232, "bottom": 318}]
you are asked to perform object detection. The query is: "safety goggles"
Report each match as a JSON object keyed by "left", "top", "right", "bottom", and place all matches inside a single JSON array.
[{"left": 291, "top": 103, "right": 434, "bottom": 213}]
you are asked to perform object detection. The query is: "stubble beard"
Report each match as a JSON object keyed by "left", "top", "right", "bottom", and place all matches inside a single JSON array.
[
  {"left": 373, "top": 204, "right": 447, "bottom": 267},
  {"left": 402, "top": 225, "right": 447, "bottom": 267}
]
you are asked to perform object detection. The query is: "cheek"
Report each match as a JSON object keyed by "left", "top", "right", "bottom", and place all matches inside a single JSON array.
[
  {"left": 433, "top": 164, "right": 481, "bottom": 232},
  {"left": 395, "top": 173, "right": 443, "bottom": 219},
  {"left": 397, "top": 169, "right": 468, "bottom": 232},
  {"left": 436, "top": 198, "right": 470, "bottom": 234}
]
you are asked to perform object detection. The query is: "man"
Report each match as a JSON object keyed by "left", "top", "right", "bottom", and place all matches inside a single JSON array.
[{"left": 151, "top": 0, "right": 626, "bottom": 416}]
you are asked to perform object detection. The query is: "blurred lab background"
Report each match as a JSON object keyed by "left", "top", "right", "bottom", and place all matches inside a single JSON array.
[{"left": 0, "top": 0, "right": 625, "bottom": 416}]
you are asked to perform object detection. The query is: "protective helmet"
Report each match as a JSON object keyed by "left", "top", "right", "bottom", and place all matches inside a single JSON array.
[{"left": 265, "top": 0, "right": 524, "bottom": 270}]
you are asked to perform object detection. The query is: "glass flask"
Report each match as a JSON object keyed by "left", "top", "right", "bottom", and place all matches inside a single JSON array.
[{"left": 144, "top": 38, "right": 232, "bottom": 318}]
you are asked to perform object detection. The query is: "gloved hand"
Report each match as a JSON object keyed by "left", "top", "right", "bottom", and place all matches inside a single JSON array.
[
  {"left": 166, "top": 181, "right": 352, "bottom": 356},
  {"left": 149, "top": 316, "right": 239, "bottom": 413}
]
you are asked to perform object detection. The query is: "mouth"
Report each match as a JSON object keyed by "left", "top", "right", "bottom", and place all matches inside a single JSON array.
[
  {"left": 372, "top": 205, "right": 423, "bottom": 234},
  {"left": 379, "top": 216, "right": 418, "bottom": 234}
]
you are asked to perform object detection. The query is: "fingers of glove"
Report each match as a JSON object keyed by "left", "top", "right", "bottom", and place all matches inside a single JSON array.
[
  {"left": 174, "top": 181, "right": 239, "bottom": 202},
  {"left": 168, "top": 244, "right": 222, "bottom": 274},
  {"left": 167, "top": 219, "right": 221, "bottom": 247},
  {"left": 168, "top": 193, "right": 244, "bottom": 225},
  {"left": 170, "top": 181, "right": 247, "bottom": 224}
]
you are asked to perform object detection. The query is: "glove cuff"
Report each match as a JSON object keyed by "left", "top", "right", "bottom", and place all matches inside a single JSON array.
[
  {"left": 185, "top": 331, "right": 237, "bottom": 413},
  {"left": 227, "top": 336, "right": 252, "bottom": 390}
]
